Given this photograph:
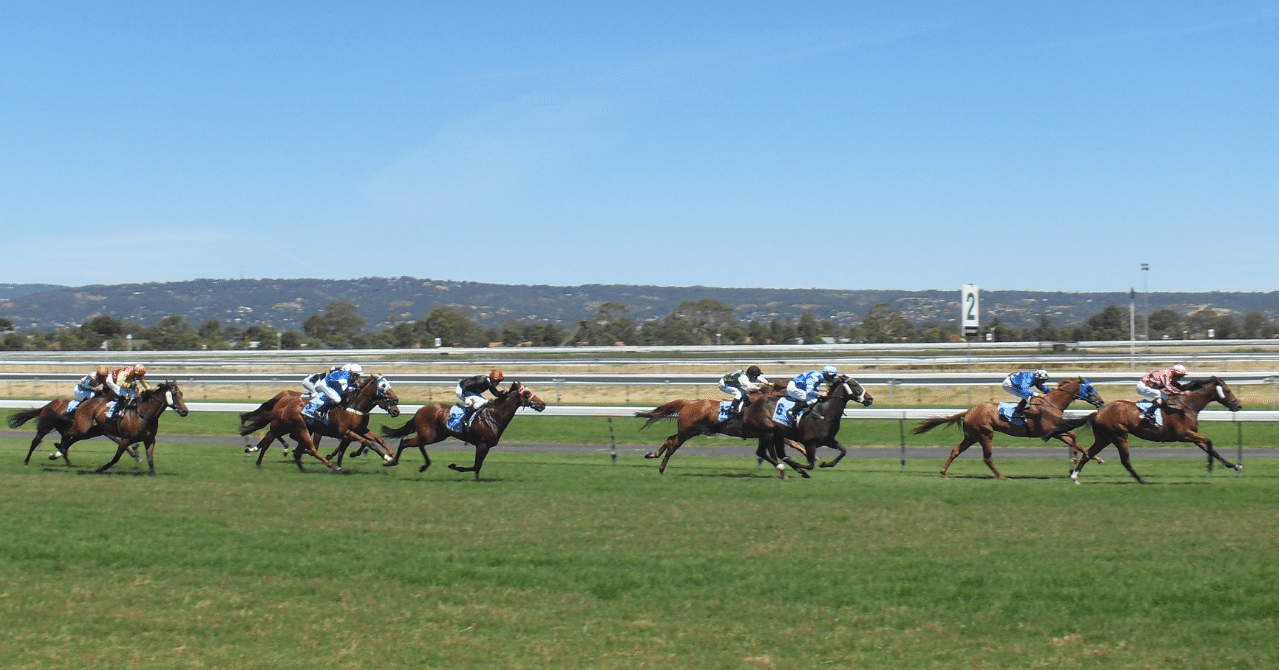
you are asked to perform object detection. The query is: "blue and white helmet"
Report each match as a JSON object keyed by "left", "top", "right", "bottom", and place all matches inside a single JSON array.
[
  {"left": 822, "top": 365, "right": 838, "bottom": 377},
  {"left": 343, "top": 363, "right": 363, "bottom": 374}
]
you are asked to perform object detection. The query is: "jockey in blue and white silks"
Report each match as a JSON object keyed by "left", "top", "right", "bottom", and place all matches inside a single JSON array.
[
  {"left": 301, "top": 366, "right": 341, "bottom": 397},
  {"left": 1002, "top": 369, "right": 1049, "bottom": 421},
  {"left": 785, "top": 365, "right": 839, "bottom": 420},
  {"left": 311, "top": 364, "right": 362, "bottom": 417},
  {"left": 719, "top": 365, "right": 769, "bottom": 414},
  {"left": 69, "top": 365, "right": 111, "bottom": 414}
]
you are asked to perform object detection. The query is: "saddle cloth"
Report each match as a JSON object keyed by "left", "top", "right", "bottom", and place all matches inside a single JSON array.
[
  {"left": 717, "top": 401, "right": 734, "bottom": 422},
  {"left": 301, "top": 397, "right": 328, "bottom": 424},
  {"left": 1135, "top": 400, "right": 1163, "bottom": 427},
  {"left": 446, "top": 404, "right": 469, "bottom": 432},
  {"left": 772, "top": 397, "right": 799, "bottom": 427},
  {"left": 997, "top": 402, "right": 1025, "bottom": 425}
]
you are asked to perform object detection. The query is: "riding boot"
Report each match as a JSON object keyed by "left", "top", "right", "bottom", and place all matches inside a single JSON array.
[
  {"left": 730, "top": 398, "right": 742, "bottom": 415},
  {"left": 1013, "top": 398, "right": 1028, "bottom": 422}
]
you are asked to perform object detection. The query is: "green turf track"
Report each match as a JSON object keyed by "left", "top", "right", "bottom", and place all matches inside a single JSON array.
[
  {"left": 11, "top": 409, "right": 1279, "bottom": 449},
  {"left": 2, "top": 432, "right": 1277, "bottom": 668}
]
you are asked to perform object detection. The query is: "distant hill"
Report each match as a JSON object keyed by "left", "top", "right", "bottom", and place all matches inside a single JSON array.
[{"left": 1, "top": 277, "right": 1276, "bottom": 333}]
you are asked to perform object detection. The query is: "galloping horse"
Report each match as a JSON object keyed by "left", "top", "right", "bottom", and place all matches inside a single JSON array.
[
  {"left": 48, "top": 381, "right": 190, "bottom": 475},
  {"left": 380, "top": 381, "right": 546, "bottom": 479},
  {"left": 10, "top": 397, "right": 128, "bottom": 466},
  {"left": 912, "top": 377, "right": 1105, "bottom": 480},
  {"left": 635, "top": 381, "right": 788, "bottom": 475},
  {"left": 1042, "top": 377, "right": 1243, "bottom": 484},
  {"left": 240, "top": 375, "right": 400, "bottom": 472},
  {"left": 741, "top": 374, "right": 875, "bottom": 476}
]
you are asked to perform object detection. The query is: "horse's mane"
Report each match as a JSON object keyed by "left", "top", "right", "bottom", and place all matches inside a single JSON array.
[
  {"left": 1179, "top": 377, "right": 1222, "bottom": 392},
  {"left": 138, "top": 380, "right": 176, "bottom": 400}
]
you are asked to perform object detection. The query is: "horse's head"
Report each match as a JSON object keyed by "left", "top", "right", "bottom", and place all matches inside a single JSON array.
[
  {"left": 511, "top": 382, "right": 546, "bottom": 412},
  {"left": 1206, "top": 377, "right": 1242, "bottom": 412},
  {"left": 1065, "top": 377, "right": 1105, "bottom": 408},
  {"left": 833, "top": 375, "right": 874, "bottom": 407},
  {"left": 160, "top": 381, "right": 189, "bottom": 417},
  {"left": 372, "top": 375, "right": 400, "bottom": 418}
]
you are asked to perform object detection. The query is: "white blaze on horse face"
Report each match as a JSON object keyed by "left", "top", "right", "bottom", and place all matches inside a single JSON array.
[
  {"left": 843, "top": 381, "right": 864, "bottom": 404},
  {"left": 1217, "top": 385, "right": 1225, "bottom": 400},
  {"left": 166, "top": 390, "right": 174, "bottom": 407}
]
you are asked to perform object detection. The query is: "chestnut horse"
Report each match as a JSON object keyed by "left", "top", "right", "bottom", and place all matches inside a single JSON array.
[
  {"left": 1042, "top": 377, "right": 1243, "bottom": 484},
  {"left": 48, "top": 381, "right": 190, "bottom": 475},
  {"left": 741, "top": 374, "right": 875, "bottom": 477},
  {"left": 240, "top": 375, "right": 400, "bottom": 472},
  {"left": 380, "top": 381, "right": 546, "bottom": 479},
  {"left": 636, "top": 381, "right": 788, "bottom": 475},
  {"left": 912, "top": 377, "right": 1105, "bottom": 480}
]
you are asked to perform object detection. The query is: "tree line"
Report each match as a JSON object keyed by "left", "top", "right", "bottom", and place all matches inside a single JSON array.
[{"left": 0, "top": 299, "right": 1273, "bottom": 351}]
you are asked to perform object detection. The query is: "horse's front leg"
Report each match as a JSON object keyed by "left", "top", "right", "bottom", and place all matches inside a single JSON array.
[
  {"left": 95, "top": 442, "right": 132, "bottom": 474},
  {"left": 818, "top": 438, "right": 846, "bottom": 468},
  {"left": 1188, "top": 433, "right": 1242, "bottom": 474},
  {"left": 448, "top": 442, "right": 491, "bottom": 480},
  {"left": 293, "top": 431, "right": 339, "bottom": 472}
]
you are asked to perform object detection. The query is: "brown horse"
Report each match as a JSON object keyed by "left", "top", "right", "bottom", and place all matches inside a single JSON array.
[
  {"left": 635, "top": 381, "right": 789, "bottom": 475},
  {"left": 240, "top": 375, "right": 400, "bottom": 472},
  {"left": 741, "top": 374, "right": 875, "bottom": 477},
  {"left": 1042, "top": 377, "right": 1243, "bottom": 484},
  {"left": 380, "top": 381, "right": 546, "bottom": 479},
  {"left": 912, "top": 377, "right": 1105, "bottom": 480},
  {"left": 10, "top": 397, "right": 141, "bottom": 465},
  {"left": 49, "top": 381, "right": 190, "bottom": 475}
]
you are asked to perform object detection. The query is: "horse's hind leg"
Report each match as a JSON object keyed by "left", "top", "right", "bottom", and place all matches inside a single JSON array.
[
  {"left": 24, "top": 425, "right": 53, "bottom": 466},
  {"left": 939, "top": 434, "right": 978, "bottom": 477},
  {"left": 645, "top": 434, "right": 678, "bottom": 460}
]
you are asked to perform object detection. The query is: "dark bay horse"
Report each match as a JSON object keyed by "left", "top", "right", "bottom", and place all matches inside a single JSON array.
[
  {"left": 741, "top": 375, "right": 875, "bottom": 477},
  {"left": 1042, "top": 377, "right": 1243, "bottom": 484},
  {"left": 10, "top": 398, "right": 124, "bottom": 466},
  {"left": 635, "top": 381, "right": 789, "bottom": 475},
  {"left": 240, "top": 375, "right": 400, "bottom": 472},
  {"left": 49, "top": 381, "right": 190, "bottom": 475},
  {"left": 380, "top": 381, "right": 546, "bottom": 479},
  {"left": 912, "top": 377, "right": 1105, "bottom": 480}
]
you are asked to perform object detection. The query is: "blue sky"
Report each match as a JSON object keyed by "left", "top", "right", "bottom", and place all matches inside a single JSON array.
[{"left": 2, "top": 1, "right": 1275, "bottom": 293}]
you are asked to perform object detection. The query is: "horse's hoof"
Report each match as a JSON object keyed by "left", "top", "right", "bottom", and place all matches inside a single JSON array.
[
  {"left": 49, "top": 452, "right": 61, "bottom": 460},
  {"left": 333, "top": 466, "right": 342, "bottom": 472},
  {"left": 798, "top": 469, "right": 811, "bottom": 479}
]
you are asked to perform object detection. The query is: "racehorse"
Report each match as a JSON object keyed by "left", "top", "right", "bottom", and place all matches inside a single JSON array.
[
  {"left": 635, "top": 381, "right": 790, "bottom": 475},
  {"left": 380, "top": 381, "right": 546, "bottom": 479},
  {"left": 48, "top": 381, "right": 190, "bottom": 475},
  {"left": 741, "top": 374, "right": 875, "bottom": 476},
  {"left": 1042, "top": 377, "right": 1243, "bottom": 484},
  {"left": 10, "top": 397, "right": 140, "bottom": 465},
  {"left": 239, "top": 375, "right": 400, "bottom": 472},
  {"left": 912, "top": 377, "right": 1105, "bottom": 480}
]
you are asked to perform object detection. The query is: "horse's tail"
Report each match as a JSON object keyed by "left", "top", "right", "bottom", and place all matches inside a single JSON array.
[
  {"left": 911, "top": 412, "right": 965, "bottom": 435},
  {"left": 7, "top": 407, "right": 41, "bottom": 429},
  {"left": 381, "top": 419, "right": 415, "bottom": 439},
  {"left": 635, "top": 400, "right": 687, "bottom": 431},
  {"left": 1041, "top": 413, "right": 1095, "bottom": 442}
]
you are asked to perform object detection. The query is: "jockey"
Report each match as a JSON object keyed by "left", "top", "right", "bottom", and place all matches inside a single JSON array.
[
  {"left": 719, "top": 365, "right": 769, "bottom": 415},
  {"left": 311, "top": 363, "right": 362, "bottom": 419},
  {"left": 301, "top": 366, "right": 341, "bottom": 397},
  {"left": 786, "top": 365, "right": 839, "bottom": 421},
  {"left": 456, "top": 369, "right": 504, "bottom": 421},
  {"left": 104, "top": 363, "right": 151, "bottom": 412},
  {"left": 69, "top": 365, "right": 111, "bottom": 413},
  {"left": 1002, "top": 369, "right": 1049, "bottom": 422},
  {"left": 1137, "top": 364, "right": 1188, "bottom": 422}
]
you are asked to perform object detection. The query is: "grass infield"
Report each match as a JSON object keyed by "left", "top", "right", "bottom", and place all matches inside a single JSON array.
[{"left": 2, "top": 427, "right": 1277, "bottom": 669}]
